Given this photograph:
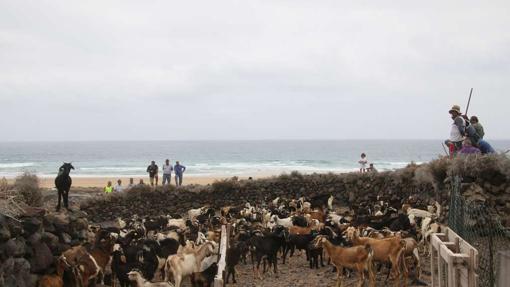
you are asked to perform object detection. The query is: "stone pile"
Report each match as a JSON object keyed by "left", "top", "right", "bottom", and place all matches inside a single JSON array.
[{"left": 0, "top": 208, "right": 91, "bottom": 286}]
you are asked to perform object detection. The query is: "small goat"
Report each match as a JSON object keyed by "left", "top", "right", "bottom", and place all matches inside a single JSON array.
[{"left": 313, "top": 235, "right": 375, "bottom": 287}]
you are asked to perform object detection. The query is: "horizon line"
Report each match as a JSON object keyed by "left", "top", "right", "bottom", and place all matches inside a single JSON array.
[{"left": 1, "top": 138, "right": 510, "bottom": 143}]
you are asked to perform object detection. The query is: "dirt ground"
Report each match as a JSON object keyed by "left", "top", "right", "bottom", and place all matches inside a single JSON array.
[
  {"left": 41, "top": 188, "right": 432, "bottom": 286},
  {"left": 225, "top": 250, "right": 431, "bottom": 287}
]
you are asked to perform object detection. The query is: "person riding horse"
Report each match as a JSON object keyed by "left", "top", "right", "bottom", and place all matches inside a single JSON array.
[{"left": 55, "top": 162, "right": 74, "bottom": 211}]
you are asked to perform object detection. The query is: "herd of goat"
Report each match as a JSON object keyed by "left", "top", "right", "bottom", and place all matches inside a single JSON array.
[{"left": 38, "top": 195, "right": 442, "bottom": 287}]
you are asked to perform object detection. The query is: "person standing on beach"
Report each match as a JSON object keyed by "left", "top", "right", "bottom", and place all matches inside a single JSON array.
[
  {"left": 174, "top": 161, "right": 186, "bottom": 186},
  {"left": 470, "top": 116, "right": 485, "bottom": 139},
  {"left": 127, "top": 178, "right": 135, "bottom": 189},
  {"left": 445, "top": 105, "right": 465, "bottom": 155},
  {"left": 358, "top": 153, "right": 368, "bottom": 173},
  {"left": 114, "top": 179, "right": 123, "bottom": 192},
  {"left": 146, "top": 161, "right": 159, "bottom": 186},
  {"left": 104, "top": 181, "right": 113, "bottom": 194},
  {"left": 162, "top": 159, "right": 173, "bottom": 186}
]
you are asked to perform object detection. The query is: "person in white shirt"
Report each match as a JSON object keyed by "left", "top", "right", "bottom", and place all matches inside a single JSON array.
[
  {"left": 127, "top": 178, "right": 135, "bottom": 189},
  {"left": 162, "top": 159, "right": 174, "bottom": 185},
  {"left": 114, "top": 179, "right": 124, "bottom": 192},
  {"left": 358, "top": 153, "right": 368, "bottom": 173}
]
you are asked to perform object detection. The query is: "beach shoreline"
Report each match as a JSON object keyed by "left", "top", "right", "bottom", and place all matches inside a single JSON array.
[{"left": 5, "top": 173, "right": 277, "bottom": 188}]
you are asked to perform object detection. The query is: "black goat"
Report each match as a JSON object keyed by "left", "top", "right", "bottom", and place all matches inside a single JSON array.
[
  {"left": 292, "top": 216, "right": 308, "bottom": 227},
  {"left": 389, "top": 213, "right": 412, "bottom": 231},
  {"left": 191, "top": 262, "right": 217, "bottom": 287},
  {"left": 196, "top": 208, "right": 216, "bottom": 225},
  {"left": 307, "top": 241, "right": 324, "bottom": 269},
  {"left": 140, "top": 241, "right": 159, "bottom": 281},
  {"left": 111, "top": 249, "right": 142, "bottom": 287},
  {"left": 248, "top": 226, "right": 286, "bottom": 278},
  {"left": 283, "top": 233, "right": 315, "bottom": 263},
  {"left": 225, "top": 241, "right": 248, "bottom": 284},
  {"left": 54, "top": 162, "right": 74, "bottom": 211},
  {"left": 143, "top": 216, "right": 167, "bottom": 235}
]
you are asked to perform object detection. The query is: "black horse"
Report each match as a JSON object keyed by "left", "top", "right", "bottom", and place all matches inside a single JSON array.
[{"left": 55, "top": 162, "right": 74, "bottom": 211}]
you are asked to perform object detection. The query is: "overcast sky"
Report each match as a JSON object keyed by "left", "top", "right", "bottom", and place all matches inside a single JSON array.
[{"left": 0, "top": 1, "right": 509, "bottom": 141}]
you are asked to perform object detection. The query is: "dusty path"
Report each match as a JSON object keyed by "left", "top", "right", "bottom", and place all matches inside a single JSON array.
[{"left": 225, "top": 250, "right": 430, "bottom": 287}]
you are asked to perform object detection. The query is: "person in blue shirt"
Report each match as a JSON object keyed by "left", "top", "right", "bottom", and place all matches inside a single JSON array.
[
  {"left": 478, "top": 139, "right": 496, "bottom": 154},
  {"left": 174, "top": 161, "right": 186, "bottom": 186}
]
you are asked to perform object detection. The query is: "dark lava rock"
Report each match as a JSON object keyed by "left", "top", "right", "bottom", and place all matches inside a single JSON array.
[
  {"left": 22, "top": 217, "right": 41, "bottom": 236},
  {"left": 29, "top": 241, "right": 53, "bottom": 273}
]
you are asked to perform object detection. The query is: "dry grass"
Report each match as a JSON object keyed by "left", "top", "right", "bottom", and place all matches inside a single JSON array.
[{"left": 14, "top": 172, "right": 43, "bottom": 207}]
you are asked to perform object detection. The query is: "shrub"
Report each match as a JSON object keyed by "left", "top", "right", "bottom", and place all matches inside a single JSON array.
[
  {"left": 0, "top": 177, "right": 8, "bottom": 192},
  {"left": 427, "top": 156, "right": 450, "bottom": 185},
  {"left": 124, "top": 184, "right": 153, "bottom": 200},
  {"left": 14, "top": 172, "right": 42, "bottom": 206},
  {"left": 211, "top": 178, "right": 239, "bottom": 193}
]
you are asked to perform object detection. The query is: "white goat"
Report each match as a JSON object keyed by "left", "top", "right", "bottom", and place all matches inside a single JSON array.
[
  {"left": 187, "top": 207, "right": 204, "bottom": 220},
  {"left": 195, "top": 232, "right": 207, "bottom": 245},
  {"left": 155, "top": 230, "right": 180, "bottom": 242},
  {"left": 164, "top": 241, "right": 216, "bottom": 287},
  {"left": 407, "top": 208, "right": 433, "bottom": 225},
  {"left": 269, "top": 215, "right": 293, "bottom": 228},
  {"left": 167, "top": 219, "right": 186, "bottom": 230},
  {"left": 128, "top": 270, "right": 174, "bottom": 287},
  {"left": 327, "top": 195, "right": 334, "bottom": 210}
]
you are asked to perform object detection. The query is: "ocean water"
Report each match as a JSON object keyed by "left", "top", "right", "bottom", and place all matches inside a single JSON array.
[{"left": 0, "top": 140, "right": 509, "bottom": 178}]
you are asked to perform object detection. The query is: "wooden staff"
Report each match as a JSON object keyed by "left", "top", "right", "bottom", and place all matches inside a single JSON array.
[
  {"left": 465, "top": 88, "right": 473, "bottom": 115},
  {"left": 441, "top": 143, "right": 449, "bottom": 156}
]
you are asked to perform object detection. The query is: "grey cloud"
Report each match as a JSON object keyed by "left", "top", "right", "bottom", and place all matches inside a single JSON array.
[{"left": 0, "top": 0, "right": 509, "bottom": 141}]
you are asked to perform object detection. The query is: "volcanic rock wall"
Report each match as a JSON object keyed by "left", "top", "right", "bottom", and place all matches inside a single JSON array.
[
  {"left": 81, "top": 154, "right": 510, "bottom": 226},
  {"left": 81, "top": 166, "right": 438, "bottom": 222},
  {"left": 0, "top": 209, "right": 91, "bottom": 285}
]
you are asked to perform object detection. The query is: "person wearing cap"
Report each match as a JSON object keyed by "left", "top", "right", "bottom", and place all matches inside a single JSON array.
[
  {"left": 162, "top": 159, "right": 173, "bottom": 186},
  {"left": 146, "top": 160, "right": 159, "bottom": 186},
  {"left": 445, "top": 105, "right": 466, "bottom": 155},
  {"left": 470, "top": 116, "right": 485, "bottom": 139}
]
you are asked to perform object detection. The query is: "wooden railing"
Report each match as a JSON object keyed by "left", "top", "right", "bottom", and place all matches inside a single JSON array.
[
  {"left": 214, "top": 224, "right": 231, "bottom": 287},
  {"left": 430, "top": 227, "right": 478, "bottom": 287}
]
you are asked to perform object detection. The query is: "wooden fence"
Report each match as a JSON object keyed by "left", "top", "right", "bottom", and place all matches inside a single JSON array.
[
  {"left": 214, "top": 224, "right": 231, "bottom": 287},
  {"left": 430, "top": 227, "right": 479, "bottom": 287}
]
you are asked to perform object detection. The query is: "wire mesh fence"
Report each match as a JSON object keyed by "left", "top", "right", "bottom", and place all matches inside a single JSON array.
[{"left": 448, "top": 176, "right": 510, "bottom": 287}]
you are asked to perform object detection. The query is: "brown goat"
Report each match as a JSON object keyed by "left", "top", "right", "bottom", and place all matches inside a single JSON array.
[
  {"left": 402, "top": 237, "right": 421, "bottom": 280},
  {"left": 37, "top": 274, "right": 64, "bottom": 287},
  {"left": 346, "top": 227, "right": 407, "bottom": 287},
  {"left": 313, "top": 235, "right": 374, "bottom": 287},
  {"left": 90, "top": 232, "right": 116, "bottom": 284},
  {"left": 58, "top": 245, "right": 100, "bottom": 287},
  {"left": 307, "top": 210, "right": 326, "bottom": 223}
]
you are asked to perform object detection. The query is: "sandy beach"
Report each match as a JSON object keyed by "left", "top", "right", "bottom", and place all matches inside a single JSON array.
[{"left": 6, "top": 174, "right": 273, "bottom": 188}]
